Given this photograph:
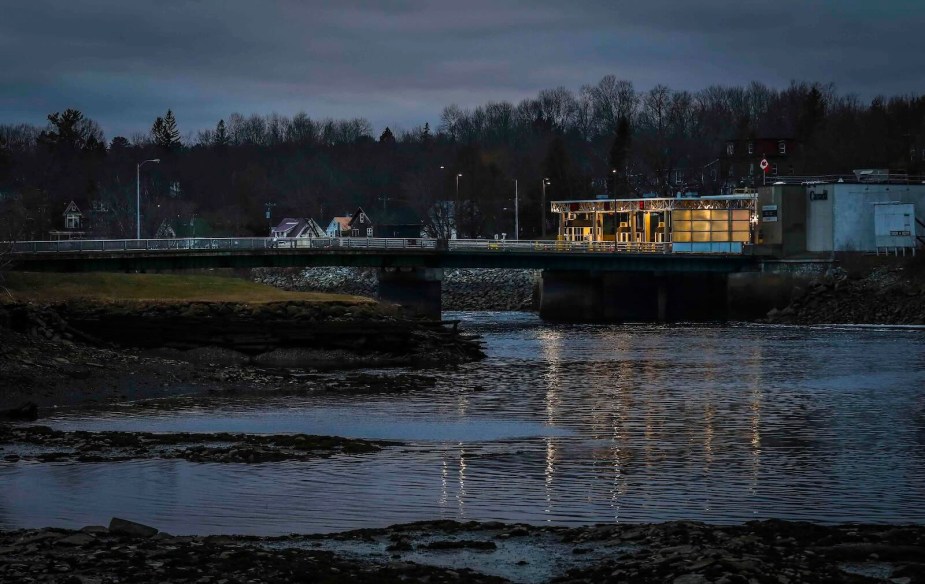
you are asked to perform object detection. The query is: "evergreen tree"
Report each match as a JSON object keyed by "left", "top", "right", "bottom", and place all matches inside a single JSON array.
[
  {"left": 379, "top": 126, "right": 396, "bottom": 144},
  {"left": 214, "top": 119, "right": 229, "bottom": 147},
  {"left": 420, "top": 122, "right": 432, "bottom": 144},
  {"left": 151, "top": 116, "right": 166, "bottom": 146},
  {"left": 152, "top": 109, "right": 182, "bottom": 150}
]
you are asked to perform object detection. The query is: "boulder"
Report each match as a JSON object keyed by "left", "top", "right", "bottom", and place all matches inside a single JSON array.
[{"left": 108, "top": 517, "right": 158, "bottom": 538}]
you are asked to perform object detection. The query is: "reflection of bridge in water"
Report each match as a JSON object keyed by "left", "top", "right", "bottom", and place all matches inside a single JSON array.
[{"left": 8, "top": 236, "right": 784, "bottom": 322}]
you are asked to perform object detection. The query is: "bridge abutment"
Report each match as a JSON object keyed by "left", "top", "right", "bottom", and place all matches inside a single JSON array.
[
  {"left": 377, "top": 267, "right": 443, "bottom": 319},
  {"left": 539, "top": 270, "right": 730, "bottom": 323}
]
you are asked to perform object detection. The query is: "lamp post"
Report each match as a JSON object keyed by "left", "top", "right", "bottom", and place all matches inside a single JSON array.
[
  {"left": 514, "top": 179, "right": 519, "bottom": 241},
  {"left": 541, "top": 178, "right": 550, "bottom": 238},
  {"left": 455, "top": 173, "right": 462, "bottom": 239},
  {"left": 136, "top": 159, "right": 160, "bottom": 239}
]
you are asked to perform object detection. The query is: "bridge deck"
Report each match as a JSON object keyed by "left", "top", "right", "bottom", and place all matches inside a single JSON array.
[{"left": 7, "top": 237, "right": 760, "bottom": 273}]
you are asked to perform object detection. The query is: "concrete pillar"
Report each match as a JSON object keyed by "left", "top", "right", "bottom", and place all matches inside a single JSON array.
[
  {"left": 378, "top": 267, "right": 443, "bottom": 319},
  {"left": 539, "top": 269, "right": 731, "bottom": 323}
]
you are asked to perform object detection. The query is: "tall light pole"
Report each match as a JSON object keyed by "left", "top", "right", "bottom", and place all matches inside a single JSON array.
[
  {"left": 136, "top": 159, "right": 160, "bottom": 239},
  {"left": 514, "top": 179, "right": 519, "bottom": 241},
  {"left": 455, "top": 173, "right": 462, "bottom": 239},
  {"left": 541, "top": 178, "right": 550, "bottom": 238}
]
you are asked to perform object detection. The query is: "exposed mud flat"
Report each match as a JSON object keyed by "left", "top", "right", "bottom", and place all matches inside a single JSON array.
[{"left": 2, "top": 519, "right": 923, "bottom": 583}]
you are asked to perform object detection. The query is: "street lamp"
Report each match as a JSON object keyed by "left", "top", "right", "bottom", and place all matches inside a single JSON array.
[
  {"left": 541, "top": 178, "right": 550, "bottom": 238},
  {"left": 136, "top": 159, "right": 160, "bottom": 239},
  {"left": 513, "top": 179, "right": 519, "bottom": 241},
  {"left": 455, "top": 173, "right": 462, "bottom": 238}
]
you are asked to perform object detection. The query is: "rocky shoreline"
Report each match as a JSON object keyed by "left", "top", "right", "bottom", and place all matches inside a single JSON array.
[
  {"left": 1, "top": 518, "right": 923, "bottom": 583},
  {"left": 0, "top": 299, "right": 484, "bottom": 410},
  {"left": 765, "top": 261, "right": 925, "bottom": 326}
]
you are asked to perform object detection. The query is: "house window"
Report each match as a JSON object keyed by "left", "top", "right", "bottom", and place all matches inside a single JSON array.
[
  {"left": 747, "top": 142, "right": 754, "bottom": 155},
  {"left": 351, "top": 229, "right": 359, "bottom": 236},
  {"left": 66, "top": 214, "right": 80, "bottom": 229},
  {"left": 359, "top": 215, "right": 365, "bottom": 224},
  {"left": 366, "top": 227, "right": 373, "bottom": 237},
  {"left": 674, "top": 171, "right": 683, "bottom": 185},
  {"left": 778, "top": 141, "right": 787, "bottom": 155},
  {"left": 772, "top": 164, "right": 779, "bottom": 175},
  {"left": 726, "top": 143, "right": 734, "bottom": 156}
]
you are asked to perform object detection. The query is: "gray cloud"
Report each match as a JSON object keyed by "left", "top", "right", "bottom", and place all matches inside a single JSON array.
[{"left": 1, "top": 0, "right": 923, "bottom": 139}]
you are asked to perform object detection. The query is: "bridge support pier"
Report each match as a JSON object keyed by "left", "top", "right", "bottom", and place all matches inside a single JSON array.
[
  {"left": 378, "top": 267, "right": 443, "bottom": 319},
  {"left": 539, "top": 270, "right": 730, "bottom": 323}
]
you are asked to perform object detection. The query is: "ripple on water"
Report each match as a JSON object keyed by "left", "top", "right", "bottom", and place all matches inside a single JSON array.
[{"left": 2, "top": 315, "right": 924, "bottom": 534}]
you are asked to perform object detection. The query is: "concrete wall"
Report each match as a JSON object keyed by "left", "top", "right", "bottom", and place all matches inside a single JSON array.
[
  {"left": 378, "top": 267, "right": 443, "bottom": 319},
  {"left": 757, "top": 185, "right": 807, "bottom": 255},
  {"left": 805, "top": 185, "right": 834, "bottom": 252},
  {"left": 832, "top": 184, "right": 925, "bottom": 252}
]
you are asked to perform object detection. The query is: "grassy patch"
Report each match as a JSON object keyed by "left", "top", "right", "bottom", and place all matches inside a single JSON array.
[{"left": 1, "top": 272, "right": 374, "bottom": 305}]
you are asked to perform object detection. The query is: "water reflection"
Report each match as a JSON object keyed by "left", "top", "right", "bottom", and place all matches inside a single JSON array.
[{"left": 1, "top": 316, "right": 924, "bottom": 534}]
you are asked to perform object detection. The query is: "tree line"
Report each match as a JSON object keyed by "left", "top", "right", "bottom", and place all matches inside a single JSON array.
[{"left": 1, "top": 76, "right": 924, "bottom": 240}]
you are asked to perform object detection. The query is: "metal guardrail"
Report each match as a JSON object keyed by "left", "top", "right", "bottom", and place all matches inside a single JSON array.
[{"left": 7, "top": 237, "right": 681, "bottom": 255}]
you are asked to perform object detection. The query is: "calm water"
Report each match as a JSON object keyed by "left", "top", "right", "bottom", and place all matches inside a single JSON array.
[{"left": 2, "top": 313, "right": 924, "bottom": 535}]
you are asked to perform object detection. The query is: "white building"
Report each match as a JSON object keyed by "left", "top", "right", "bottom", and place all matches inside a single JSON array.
[{"left": 803, "top": 181, "right": 925, "bottom": 253}]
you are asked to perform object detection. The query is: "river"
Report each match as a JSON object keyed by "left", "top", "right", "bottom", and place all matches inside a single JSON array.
[{"left": 2, "top": 312, "right": 924, "bottom": 535}]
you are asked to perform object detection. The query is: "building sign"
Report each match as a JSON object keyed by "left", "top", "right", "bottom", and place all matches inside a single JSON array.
[
  {"left": 761, "top": 205, "right": 778, "bottom": 222},
  {"left": 809, "top": 190, "right": 828, "bottom": 201}
]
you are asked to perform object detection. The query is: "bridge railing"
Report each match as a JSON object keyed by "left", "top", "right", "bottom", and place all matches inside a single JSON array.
[
  {"left": 448, "top": 239, "right": 671, "bottom": 253},
  {"left": 8, "top": 236, "right": 680, "bottom": 255}
]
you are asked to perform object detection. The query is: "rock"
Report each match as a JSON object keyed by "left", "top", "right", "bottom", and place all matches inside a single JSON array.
[
  {"left": 108, "top": 517, "right": 158, "bottom": 538},
  {"left": 0, "top": 402, "right": 38, "bottom": 421},
  {"left": 55, "top": 533, "right": 96, "bottom": 546},
  {"left": 673, "top": 575, "right": 710, "bottom": 584}
]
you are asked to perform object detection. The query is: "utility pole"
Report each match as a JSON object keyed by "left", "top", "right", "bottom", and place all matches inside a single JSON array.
[
  {"left": 264, "top": 202, "right": 276, "bottom": 235},
  {"left": 514, "top": 179, "right": 519, "bottom": 241},
  {"left": 541, "top": 178, "right": 550, "bottom": 238}
]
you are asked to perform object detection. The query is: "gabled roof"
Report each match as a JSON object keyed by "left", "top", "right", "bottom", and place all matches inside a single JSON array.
[
  {"left": 274, "top": 217, "right": 329, "bottom": 237},
  {"left": 347, "top": 207, "right": 372, "bottom": 228},
  {"left": 272, "top": 217, "right": 302, "bottom": 236},
  {"left": 62, "top": 200, "right": 83, "bottom": 216},
  {"left": 329, "top": 216, "right": 351, "bottom": 230}
]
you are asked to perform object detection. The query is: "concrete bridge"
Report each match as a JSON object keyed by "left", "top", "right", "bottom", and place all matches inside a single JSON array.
[{"left": 7, "top": 237, "right": 780, "bottom": 322}]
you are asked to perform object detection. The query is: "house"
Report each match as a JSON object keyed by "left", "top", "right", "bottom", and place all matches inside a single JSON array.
[
  {"left": 374, "top": 206, "right": 424, "bottom": 238},
  {"left": 48, "top": 200, "right": 86, "bottom": 240},
  {"left": 271, "top": 217, "right": 327, "bottom": 238},
  {"left": 345, "top": 207, "right": 373, "bottom": 237},
  {"left": 326, "top": 207, "right": 374, "bottom": 237},
  {"left": 722, "top": 137, "right": 798, "bottom": 190},
  {"left": 325, "top": 216, "right": 351, "bottom": 238}
]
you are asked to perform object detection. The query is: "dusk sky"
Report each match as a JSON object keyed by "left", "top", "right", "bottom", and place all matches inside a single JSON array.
[{"left": 2, "top": 0, "right": 924, "bottom": 140}]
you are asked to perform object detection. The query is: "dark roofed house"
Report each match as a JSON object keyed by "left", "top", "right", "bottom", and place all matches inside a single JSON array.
[
  {"left": 346, "top": 207, "right": 373, "bottom": 237},
  {"left": 271, "top": 217, "right": 327, "bottom": 238},
  {"left": 49, "top": 200, "right": 85, "bottom": 240},
  {"left": 374, "top": 206, "right": 423, "bottom": 238}
]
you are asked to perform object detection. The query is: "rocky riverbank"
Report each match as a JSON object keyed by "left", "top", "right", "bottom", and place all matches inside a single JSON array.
[
  {"left": 252, "top": 267, "right": 539, "bottom": 311},
  {"left": 1, "top": 518, "right": 923, "bottom": 583},
  {"left": 765, "top": 259, "right": 925, "bottom": 325},
  {"left": 0, "top": 300, "right": 483, "bottom": 411}
]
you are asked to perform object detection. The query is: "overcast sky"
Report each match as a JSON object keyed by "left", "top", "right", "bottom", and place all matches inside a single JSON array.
[{"left": 2, "top": 0, "right": 923, "bottom": 140}]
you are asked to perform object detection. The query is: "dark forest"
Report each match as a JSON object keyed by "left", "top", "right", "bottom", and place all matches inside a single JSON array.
[{"left": 2, "top": 76, "right": 924, "bottom": 240}]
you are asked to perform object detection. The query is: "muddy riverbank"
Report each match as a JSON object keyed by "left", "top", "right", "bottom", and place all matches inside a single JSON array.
[
  {"left": 1, "top": 518, "right": 923, "bottom": 583},
  {"left": 0, "top": 300, "right": 483, "bottom": 411}
]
